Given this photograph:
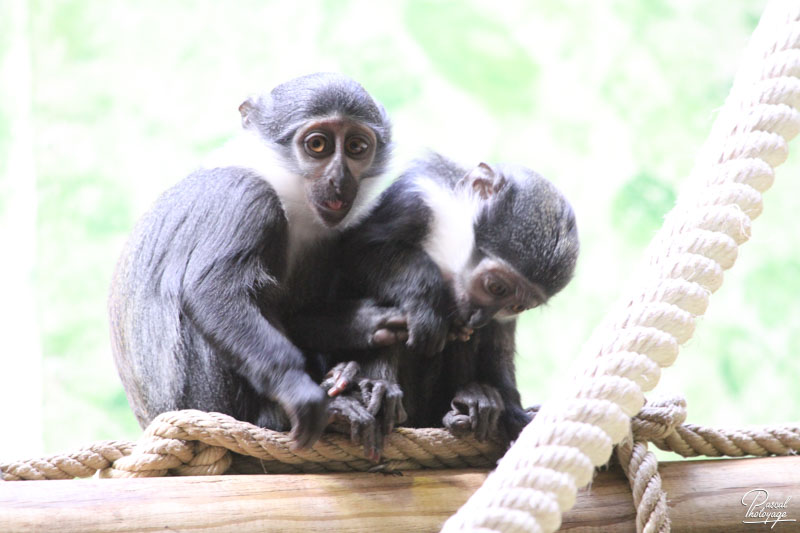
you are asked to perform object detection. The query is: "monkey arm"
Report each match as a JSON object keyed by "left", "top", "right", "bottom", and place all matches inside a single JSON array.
[
  {"left": 183, "top": 277, "right": 315, "bottom": 402},
  {"left": 286, "top": 300, "right": 408, "bottom": 352},
  {"left": 339, "top": 239, "right": 454, "bottom": 355},
  {"left": 177, "top": 170, "right": 328, "bottom": 447},
  {"left": 336, "top": 179, "right": 455, "bottom": 355},
  {"left": 181, "top": 251, "right": 328, "bottom": 449}
]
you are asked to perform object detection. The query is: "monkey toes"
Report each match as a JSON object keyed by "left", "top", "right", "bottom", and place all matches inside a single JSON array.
[{"left": 443, "top": 382, "right": 504, "bottom": 442}]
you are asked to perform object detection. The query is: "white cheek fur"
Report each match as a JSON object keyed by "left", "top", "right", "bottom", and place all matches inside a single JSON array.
[
  {"left": 201, "top": 132, "right": 390, "bottom": 271},
  {"left": 416, "top": 177, "right": 480, "bottom": 280}
]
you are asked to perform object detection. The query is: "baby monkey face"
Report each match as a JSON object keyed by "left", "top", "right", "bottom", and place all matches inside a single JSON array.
[{"left": 456, "top": 256, "right": 545, "bottom": 329}]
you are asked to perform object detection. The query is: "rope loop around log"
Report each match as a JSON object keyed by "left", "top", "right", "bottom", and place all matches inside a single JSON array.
[{"left": 2, "top": 399, "right": 798, "bottom": 482}]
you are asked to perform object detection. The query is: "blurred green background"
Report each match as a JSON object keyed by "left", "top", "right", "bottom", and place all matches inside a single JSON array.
[{"left": 1, "top": 0, "right": 798, "bottom": 461}]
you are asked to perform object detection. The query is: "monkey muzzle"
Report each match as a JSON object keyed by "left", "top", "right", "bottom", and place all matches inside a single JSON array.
[{"left": 314, "top": 167, "right": 358, "bottom": 226}]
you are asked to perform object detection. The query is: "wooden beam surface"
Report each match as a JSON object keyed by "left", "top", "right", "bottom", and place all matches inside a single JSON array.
[{"left": 2, "top": 456, "right": 799, "bottom": 532}]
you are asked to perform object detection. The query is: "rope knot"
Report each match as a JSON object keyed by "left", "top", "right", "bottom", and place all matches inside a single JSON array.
[{"left": 632, "top": 395, "right": 688, "bottom": 442}]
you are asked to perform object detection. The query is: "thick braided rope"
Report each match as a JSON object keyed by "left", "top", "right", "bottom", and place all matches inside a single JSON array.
[
  {"left": 1, "top": 400, "right": 796, "bottom": 481},
  {"left": 441, "top": 3, "right": 800, "bottom": 532},
  {"left": 614, "top": 396, "right": 686, "bottom": 533},
  {"left": 0, "top": 409, "right": 503, "bottom": 480},
  {"left": 617, "top": 438, "right": 670, "bottom": 533},
  {"left": 618, "top": 396, "right": 799, "bottom": 533},
  {"left": 3, "top": 398, "right": 796, "bottom": 481},
  {"left": 0, "top": 440, "right": 134, "bottom": 481},
  {"left": 631, "top": 395, "right": 800, "bottom": 458}
]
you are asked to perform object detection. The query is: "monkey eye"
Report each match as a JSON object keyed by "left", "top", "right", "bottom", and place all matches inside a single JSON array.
[
  {"left": 345, "top": 135, "right": 370, "bottom": 157},
  {"left": 304, "top": 133, "right": 332, "bottom": 157},
  {"left": 507, "top": 303, "right": 526, "bottom": 314},
  {"left": 486, "top": 280, "right": 508, "bottom": 297}
]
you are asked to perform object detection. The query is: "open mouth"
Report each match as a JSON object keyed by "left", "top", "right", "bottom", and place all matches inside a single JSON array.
[
  {"left": 324, "top": 199, "right": 346, "bottom": 211},
  {"left": 316, "top": 199, "right": 351, "bottom": 225}
]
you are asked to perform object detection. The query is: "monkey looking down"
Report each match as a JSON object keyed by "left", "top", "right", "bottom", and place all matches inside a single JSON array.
[
  {"left": 109, "top": 73, "right": 393, "bottom": 448},
  {"left": 294, "top": 152, "right": 579, "bottom": 455}
]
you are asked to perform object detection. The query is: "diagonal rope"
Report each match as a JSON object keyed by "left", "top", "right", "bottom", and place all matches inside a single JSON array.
[{"left": 440, "top": 2, "right": 800, "bottom": 531}]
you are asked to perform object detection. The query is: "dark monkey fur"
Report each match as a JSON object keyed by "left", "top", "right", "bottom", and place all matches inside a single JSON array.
[
  {"left": 109, "top": 73, "right": 392, "bottom": 448},
  {"left": 296, "top": 153, "right": 579, "bottom": 449}
]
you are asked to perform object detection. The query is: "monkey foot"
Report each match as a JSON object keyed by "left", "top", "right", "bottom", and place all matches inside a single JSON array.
[{"left": 442, "top": 382, "right": 504, "bottom": 442}]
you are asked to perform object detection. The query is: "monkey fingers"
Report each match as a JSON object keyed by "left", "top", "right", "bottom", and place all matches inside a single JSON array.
[
  {"left": 321, "top": 361, "right": 362, "bottom": 397},
  {"left": 447, "top": 319, "right": 474, "bottom": 342},
  {"left": 358, "top": 378, "right": 408, "bottom": 434},
  {"left": 443, "top": 383, "right": 504, "bottom": 442},
  {"left": 327, "top": 394, "right": 381, "bottom": 462},
  {"left": 372, "top": 314, "right": 409, "bottom": 347}
]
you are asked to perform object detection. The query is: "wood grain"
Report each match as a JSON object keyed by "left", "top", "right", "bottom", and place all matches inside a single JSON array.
[{"left": 1, "top": 456, "right": 799, "bottom": 532}]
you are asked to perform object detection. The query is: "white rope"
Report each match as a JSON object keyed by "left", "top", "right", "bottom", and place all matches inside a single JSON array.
[{"left": 441, "top": 2, "right": 800, "bottom": 531}]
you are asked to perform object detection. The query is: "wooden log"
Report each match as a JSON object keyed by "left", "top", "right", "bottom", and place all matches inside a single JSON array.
[{"left": 1, "top": 456, "right": 799, "bottom": 532}]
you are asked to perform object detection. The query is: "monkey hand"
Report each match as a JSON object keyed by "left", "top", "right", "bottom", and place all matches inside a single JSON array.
[
  {"left": 276, "top": 371, "right": 330, "bottom": 450},
  {"left": 442, "top": 382, "right": 504, "bottom": 442},
  {"left": 322, "top": 363, "right": 407, "bottom": 459},
  {"left": 327, "top": 394, "right": 382, "bottom": 462},
  {"left": 357, "top": 377, "right": 408, "bottom": 436},
  {"left": 350, "top": 376, "right": 407, "bottom": 460},
  {"left": 405, "top": 307, "right": 449, "bottom": 355},
  {"left": 356, "top": 304, "right": 408, "bottom": 347},
  {"left": 447, "top": 318, "right": 474, "bottom": 342}
]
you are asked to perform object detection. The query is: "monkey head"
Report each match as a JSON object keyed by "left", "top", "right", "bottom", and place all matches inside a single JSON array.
[
  {"left": 453, "top": 162, "right": 579, "bottom": 329},
  {"left": 239, "top": 72, "right": 392, "bottom": 227}
]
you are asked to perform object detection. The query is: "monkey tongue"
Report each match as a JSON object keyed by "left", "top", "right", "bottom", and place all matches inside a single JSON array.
[{"left": 325, "top": 199, "right": 345, "bottom": 211}]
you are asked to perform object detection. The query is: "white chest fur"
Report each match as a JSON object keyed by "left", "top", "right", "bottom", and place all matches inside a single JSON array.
[
  {"left": 415, "top": 177, "right": 479, "bottom": 279},
  {"left": 202, "top": 133, "right": 332, "bottom": 270}
]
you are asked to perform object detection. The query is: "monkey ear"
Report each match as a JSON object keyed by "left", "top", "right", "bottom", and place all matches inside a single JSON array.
[
  {"left": 239, "top": 97, "right": 256, "bottom": 128},
  {"left": 463, "top": 162, "right": 504, "bottom": 200}
]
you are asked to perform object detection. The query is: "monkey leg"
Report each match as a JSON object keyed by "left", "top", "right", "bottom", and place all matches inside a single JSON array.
[
  {"left": 442, "top": 382, "right": 504, "bottom": 442},
  {"left": 290, "top": 301, "right": 408, "bottom": 352}
]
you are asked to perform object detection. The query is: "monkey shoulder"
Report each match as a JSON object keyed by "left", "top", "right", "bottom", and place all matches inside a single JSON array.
[
  {"left": 162, "top": 166, "right": 289, "bottom": 243},
  {"left": 120, "top": 166, "right": 290, "bottom": 290},
  {"left": 403, "top": 152, "right": 466, "bottom": 189}
]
